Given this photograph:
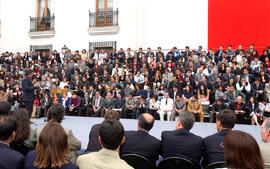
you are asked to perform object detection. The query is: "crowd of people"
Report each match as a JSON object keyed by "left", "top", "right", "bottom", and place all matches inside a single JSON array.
[
  {"left": 1, "top": 44, "right": 270, "bottom": 124},
  {"left": 0, "top": 102, "right": 269, "bottom": 169}
]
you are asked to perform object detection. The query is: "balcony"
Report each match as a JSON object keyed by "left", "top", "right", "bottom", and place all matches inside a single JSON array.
[
  {"left": 28, "top": 15, "right": 55, "bottom": 38},
  {"left": 88, "top": 10, "right": 119, "bottom": 35}
]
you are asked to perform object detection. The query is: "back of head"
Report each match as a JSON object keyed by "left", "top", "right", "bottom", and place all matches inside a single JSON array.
[
  {"left": 0, "top": 115, "right": 17, "bottom": 141},
  {"left": 0, "top": 101, "right": 11, "bottom": 116},
  {"left": 179, "top": 111, "right": 195, "bottom": 130},
  {"left": 12, "top": 108, "right": 30, "bottom": 143},
  {"left": 224, "top": 130, "right": 264, "bottom": 169},
  {"left": 99, "top": 119, "right": 124, "bottom": 150},
  {"left": 35, "top": 122, "right": 68, "bottom": 168},
  {"left": 138, "top": 113, "right": 154, "bottom": 131},
  {"left": 47, "top": 104, "right": 65, "bottom": 123},
  {"left": 216, "top": 109, "right": 236, "bottom": 129},
  {"left": 104, "top": 110, "right": 120, "bottom": 120}
]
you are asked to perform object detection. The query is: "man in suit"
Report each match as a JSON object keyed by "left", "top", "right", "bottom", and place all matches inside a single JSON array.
[
  {"left": 103, "top": 92, "right": 117, "bottom": 117},
  {"left": 251, "top": 78, "right": 264, "bottom": 102},
  {"left": 187, "top": 96, "right": 204, "bottom": 122},
  {"left": 159, "top": 93, "right": 174, "bottom": 121},
  {"left": 135, "top": 97, "right": 149, "bottom": 119},
  {"left": 0, "top": 115, "right": 25, "bottom": 169},
  {"left": 171, "top": 94, "right": 186, "bottom": 121},
  {"left": 161, "top": 111, "right": 203, "bottom": 167},
  {"left": 169, "top": 85, "right": 181, "bottom": 100},
  {"left": 68, "top": 92, "right": 81, "bottom": 116},
  {"left": 225, "top": 85, "right": 246, "bottom": 105},
  {"left": 85, "top": 110, "right": 120, "bottom": 153},
  {"left": 260, "top": 118, "right": 270, "bottom": 169},
  {"left": 113, "top": 93, "right": 125, "bottom": 118},
  {"left": 222, "top": 67, "right": 235, "bottom": 82},
  {"left": 77, "top": 119, "right": 133, "bottom": 169},
  {"left": 91, "top": 91, "right": 105, "bottom": 117},
  {"left": 79, "top": 92, "right": 91, "bottom": 116},
  {"left": 22, "top": 70, "right": 39, "bottom": 119},
  {"left": 124, "top": 93, "right": 137, "bottom": 119},
  {"left": 202, "top": 109, "right": 236, "bottom": 167},
  {"left": 120, "top": 113, "right": 161, "bottom": 164}
]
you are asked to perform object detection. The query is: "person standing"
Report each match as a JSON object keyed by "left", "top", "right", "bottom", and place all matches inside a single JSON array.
[{"left": 22, "top": 70, "right": 39, "bottom": 119}]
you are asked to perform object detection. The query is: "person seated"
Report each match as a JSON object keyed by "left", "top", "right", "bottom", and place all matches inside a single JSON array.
[
  {"left": 91, "top": 91, "right": 105, "bottom": 117},
  {"left": 85, "top": 110, "right": 120, "bottom": 153},
  {"left": 136, "top": 97, "right": 149, "bottom": 119},
  {"left": 158, "top": 92, "right": 174, "bottom": 121},
  {"left": 36, "top": 104, "right": 81, "bottom": 164},
  {"left": 10, "top": 108, "right": 36, "bottom": 156},
  {"left": 202, "top": 109, "right": 236, "bottom": 167},
  {"left": 259, "top": 97, "right": 270, "bottom": 120},
  {"left": 246, "top": 97, "right": 260, "bottom": 125},
  {"left": 67, "top": 92, "right": 81, "bottom": 116},
  {"left": 0, "top": 115, "right": 24, "bottom": 169},
  {"left": 171, "top": 94, "right": 186, "bottom": 121},
  {"left": 77, "top": 119, "right": 133, "bottom": 169},
  {"left": 187, "top": 96, "right": 204, "bottom": 122},
  {"left": 224, "top": 130, "right": 264, "bottom": 169},
  {"left": 211, "top": 98, "right": 227, "bottom": 122},
  {"left": 103, "top": 92, "right": 117, "bottom": 117},
  {"left": 25, "top": 122, "right": 78, "bottom": 169},
  {"left": 148, "top": 95, "right": 160, "bottom": 120},
  {"left": 230, "top": 96, "right": 246, "bottom": 124},
  {"left": 161, "top": 111, "right": 203, "bottom": 167},
  {"left": 120, "top": 113, "right": 161, "bottom": 165},
  {"left": 113, "top": 93, "right": 125, "bottom": 118},
  {"left": 124, "top": 93, "right": 137, "bottom": 119},
  {"left": 182, "top": 85, "right": 194, "bottom": 101},
  {"left": 260, "top": 118, "right": 270, "bottom": 169},
  {"left": 78, "top": 92, "right": 91, "bottom": 116}
]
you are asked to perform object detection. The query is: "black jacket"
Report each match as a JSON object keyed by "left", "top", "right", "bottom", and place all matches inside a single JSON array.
[
  {"left": 161, "top": 128, "right": 203, "bottom": 166},
  {"left": 202, "top": 129, "right": 231, "bottom": 167},
  {"left": 246, "top": 102, "right": 260, "bottom": 115},
  {"left": 22, "top": 76, "right": 35, "bottom": 102},
  {"left": 0, "top": 143, "right": 25, "bottom": 169},
  {"left": 85, "top": 124, "right": 101, "bottom": 152},
  {"left": 120, "top": 130, "right": 161, "bottom": 164}
]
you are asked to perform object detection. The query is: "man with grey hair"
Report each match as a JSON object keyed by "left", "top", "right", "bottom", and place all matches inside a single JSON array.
[
  {"left": 161, "top": 111, "right": 203, "bottom": 167},
  {"left": 260, "top": 118, "right": 270, "bottom": 169}
]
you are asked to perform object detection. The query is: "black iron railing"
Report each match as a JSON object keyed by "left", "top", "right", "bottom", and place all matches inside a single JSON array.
[
  {"left": 89, "top": 9, "right": 118, "bottom": 27},
  {"left": 30, "top": 15, "right": 55, "bottom": 32}
]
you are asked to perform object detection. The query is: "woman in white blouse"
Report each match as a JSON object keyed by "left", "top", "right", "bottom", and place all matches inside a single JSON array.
[{"left": 149, "top": 95, "right": 161, "bottom": 119}]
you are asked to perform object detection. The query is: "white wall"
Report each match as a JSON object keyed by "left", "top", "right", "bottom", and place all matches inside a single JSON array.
[{"left": 0, "top": 0, "right": 208, "bottom": 53}]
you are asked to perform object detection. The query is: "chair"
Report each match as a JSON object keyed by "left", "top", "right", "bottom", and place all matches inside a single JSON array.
[
  {"left": 157, "top": 157, "right": 197, "bottom": 169},
  {"left": 204, "top": 161, "right": 226, "bottom": 169},
  {"left": 121, "top": 154, "right": 156, "bottom": 169}
]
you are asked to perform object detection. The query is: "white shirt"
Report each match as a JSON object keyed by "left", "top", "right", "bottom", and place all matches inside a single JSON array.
[{"left": 160, "top": 97, "right": 174, "bottom": 112}]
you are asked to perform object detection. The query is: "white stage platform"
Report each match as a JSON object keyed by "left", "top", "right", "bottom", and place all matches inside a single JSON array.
[{"left": 31, "top": 116, "right": 263, "bottom": 149}]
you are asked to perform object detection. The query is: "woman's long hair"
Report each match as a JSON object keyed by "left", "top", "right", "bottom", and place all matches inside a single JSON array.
[
  {"left": 34, "top": 122, "right": 69, "bottom": 168},
  {"left": 224, "top": 130, "right": 264, "bottom": 169},
  {"left": 12, "top": 108, "right": 30, "bottom": 143}
]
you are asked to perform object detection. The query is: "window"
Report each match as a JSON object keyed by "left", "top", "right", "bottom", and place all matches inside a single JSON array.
[
  {"left": 96, "top": 0, "right": 113, "bottom": 26},
  {"left": 30, "top": 44, "right": 52, "bottom": 52},
  {"left": 36, "top": 0, "right": 52, "bottom": 31},
  {"left": 89, "top": 41, "right": 116, "bottom": 52}
]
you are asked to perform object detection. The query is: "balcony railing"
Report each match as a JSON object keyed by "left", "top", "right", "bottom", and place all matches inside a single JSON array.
[
  {"left": 30, "top": 15, "right": 55, "bottom": 32},
  {"left": 89, "top": 10, "right": 118, "bottom": 27}
]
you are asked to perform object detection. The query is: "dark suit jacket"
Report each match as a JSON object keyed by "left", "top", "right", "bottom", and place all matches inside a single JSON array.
[
  {"left": 24, "top": 150, "right": 78, "bottom": 169},
  {"left": 120, "top": 130, "right": 161, "bottom": 164},
  {"left": 80, "top": 97, "right": 91, "bottom": 108},
  {"left": 103, "top": 98, "right": 117, "bottom": 109},
  {"left": 114, "top": 98, "right": 125, "bottom": 109},
  {"left": 0, "top": 143, "right": 25, "bottom": 169},
  {"left": 169, "top": 89, "right": 181, "bottom": 100},
  {"left": 85, "top": 124, "right": 101, "bottom": 152},
  {"left": 22, "top": 76, "right": 35, "bottom": 101},
  {"left": 161, "top": 128, "right": 203, "bottom": 165},
  {"left": 222, "top": 73, "right": 235, "bottom": 82},
  {"left": 202, "top": 129, "right": 231, "bottom": 166},
  {"left": 251, "top": 82, "right": 264, "bottom": 97},
  {"left": 246, "top": 102, "right": 260, "bottom": 115}
]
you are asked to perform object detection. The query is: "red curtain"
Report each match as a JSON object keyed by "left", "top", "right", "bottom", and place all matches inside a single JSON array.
[{"left": 208, "top": 0, "right": 270, "bottom": 53}]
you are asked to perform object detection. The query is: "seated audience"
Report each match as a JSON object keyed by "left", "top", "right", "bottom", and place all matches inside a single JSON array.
[
  {"left": 24, "top": 122, "right": 78, "bottom": 169},
  {"left": 148, "top": 95, "right": 160, "bottom": 120},
  {"left": 161, "top": 111, "right": 203, "bottom": 167},
  {"left": 85, "top": 110, "right": 120, "bottom": 153},
  {"left": 135, "top": 97, "right": 149, "bottom": 118},
  {"left": 124, "top": 93, "right": 136, "bottom": 119},
  {"left": 68, "top": 92, "right": 81, "bottom": 116},
  {"left": 171, "top": 94, "right": 186, "bottom": 121},
  {"left": 230, "top": 96, "right": 246, "bottom": 124},
  {"left": 36, "top": 104, "right": 81, "bottom": 164},
  {"left": 246, "top": 96, "right": 260, "bottom": 125},
  {"left": 77, "top": 119, "right": 133, "bottom": 169},
  {"left": 91, "top": 91, "right": 105, "bottom": 117},
  {"left": 10, "top": 108, "right": 36, "bottom": 156},
  {"left": 0, "top": 115, "right": 25, "bottom": 169},
  {"left": 120, "top": 113, "right": 161, "bottom": 164},
  {"left": 260, "top": 97, "right": 270, "bottom": 119},
  {"left": 187, "top": 96, "right": 204, "bottom": 122},
  {"left": 202, "top": 109, "right": 236, "bottom": 167},
  {"left": 224, "top": 130, "right": 264, "bottom": 169},
  {"left": 260, "top": 118, "right": 270, "bottom": 169},
  {"left": 212, "top": 98, "right": 227, "bottom": 122}
]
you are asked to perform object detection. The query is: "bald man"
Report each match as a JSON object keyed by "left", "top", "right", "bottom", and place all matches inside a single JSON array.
[{"left": 120, "top": 113, "right": 161, "bottom": 164}]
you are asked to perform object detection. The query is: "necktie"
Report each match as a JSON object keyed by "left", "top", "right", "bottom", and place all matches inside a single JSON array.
[{"left": 166, "top": 99, "right": 168, "bottom": 105}]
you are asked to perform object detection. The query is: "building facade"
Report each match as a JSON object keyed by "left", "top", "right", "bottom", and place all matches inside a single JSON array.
[{"left": 0, "top": 0, "right": 208, "bottom": 53}]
